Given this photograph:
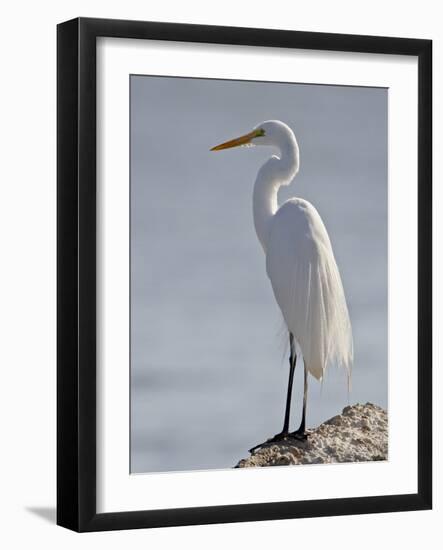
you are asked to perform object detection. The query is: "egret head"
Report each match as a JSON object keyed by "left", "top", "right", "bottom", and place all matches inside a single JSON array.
[{"left": 210, "top": 120, "right": 297, "bottom": 153}]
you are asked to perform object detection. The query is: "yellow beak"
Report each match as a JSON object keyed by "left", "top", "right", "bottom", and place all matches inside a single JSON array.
[{"left": 210, "top": 130, "right": 257, "bottom": 151}]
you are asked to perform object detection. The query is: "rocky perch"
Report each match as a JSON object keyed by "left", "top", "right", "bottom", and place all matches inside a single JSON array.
[{"left": 236, "top": 403, "right": 388, "bottom": 468}]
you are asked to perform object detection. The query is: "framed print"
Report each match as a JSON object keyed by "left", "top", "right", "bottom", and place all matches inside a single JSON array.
[{"left": 57, "top": 17, "right": 432, "bottom": 532}]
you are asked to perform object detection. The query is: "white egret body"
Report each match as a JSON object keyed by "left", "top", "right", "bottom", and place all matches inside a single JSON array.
[{"left": 211, "top": 120, "right": 353, "bottom": 447}]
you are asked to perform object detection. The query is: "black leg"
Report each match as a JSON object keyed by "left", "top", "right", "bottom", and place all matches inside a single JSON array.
[
  {"left": 282, "top": 333, "right": 296, "bottom": 433},
  {"left": 249, "top": 333, "right": 297, "bottom": 453},
  {"left": 290, "top": 363, "right": 308, "bottom": 439}
]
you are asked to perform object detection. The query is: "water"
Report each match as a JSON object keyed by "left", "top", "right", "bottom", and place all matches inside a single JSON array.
[{"left": 130, "top": 76, "right": 387, "bottom": 473}]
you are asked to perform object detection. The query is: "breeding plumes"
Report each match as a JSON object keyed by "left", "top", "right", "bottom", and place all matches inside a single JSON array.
[{"left": 211, "top": 120, "right": 353, "bottom": 450}]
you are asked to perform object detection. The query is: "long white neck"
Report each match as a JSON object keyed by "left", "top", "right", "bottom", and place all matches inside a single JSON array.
[{"left": 253, "top": 138, "right": 299, "bottom": 252}]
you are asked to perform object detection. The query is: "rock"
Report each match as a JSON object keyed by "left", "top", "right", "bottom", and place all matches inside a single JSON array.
[{"left": 236, "top": 402, "right": 387, "bottom": 468}]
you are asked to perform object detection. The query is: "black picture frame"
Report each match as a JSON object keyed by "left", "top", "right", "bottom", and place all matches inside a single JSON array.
[{"left": 57, "top": 17, "right": 432, "bottom": 532}]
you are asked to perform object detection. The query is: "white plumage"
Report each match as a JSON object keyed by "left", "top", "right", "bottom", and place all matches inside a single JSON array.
[{"left": 266, "top": 198, "right": 353, "bottom": 381}]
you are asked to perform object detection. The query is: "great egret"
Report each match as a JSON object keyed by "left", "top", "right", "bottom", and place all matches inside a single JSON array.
[{"left": 211, "top": 120, "right": 353, "bottom": 451}]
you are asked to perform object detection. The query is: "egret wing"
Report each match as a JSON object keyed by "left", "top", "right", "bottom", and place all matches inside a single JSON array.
[{"left": 266, "top": 199, "right": 353, "bottom": 380}]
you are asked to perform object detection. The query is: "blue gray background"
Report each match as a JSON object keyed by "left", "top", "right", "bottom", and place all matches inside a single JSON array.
[{"left": 130, "top": 75, "right": 387, "bottom": 473}]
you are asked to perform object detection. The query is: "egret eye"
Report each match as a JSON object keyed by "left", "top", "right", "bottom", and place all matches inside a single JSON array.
[{"left": 255, "top": 128, "right": 266, "bottom": 137}]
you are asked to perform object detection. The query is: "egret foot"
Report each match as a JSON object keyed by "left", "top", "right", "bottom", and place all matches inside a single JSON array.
[
  {"left": 249, "top": 431, "right": 290, "bottom": 454},
  {"left": 289, "top": 429, "right": 308, "bottom": 440}
]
